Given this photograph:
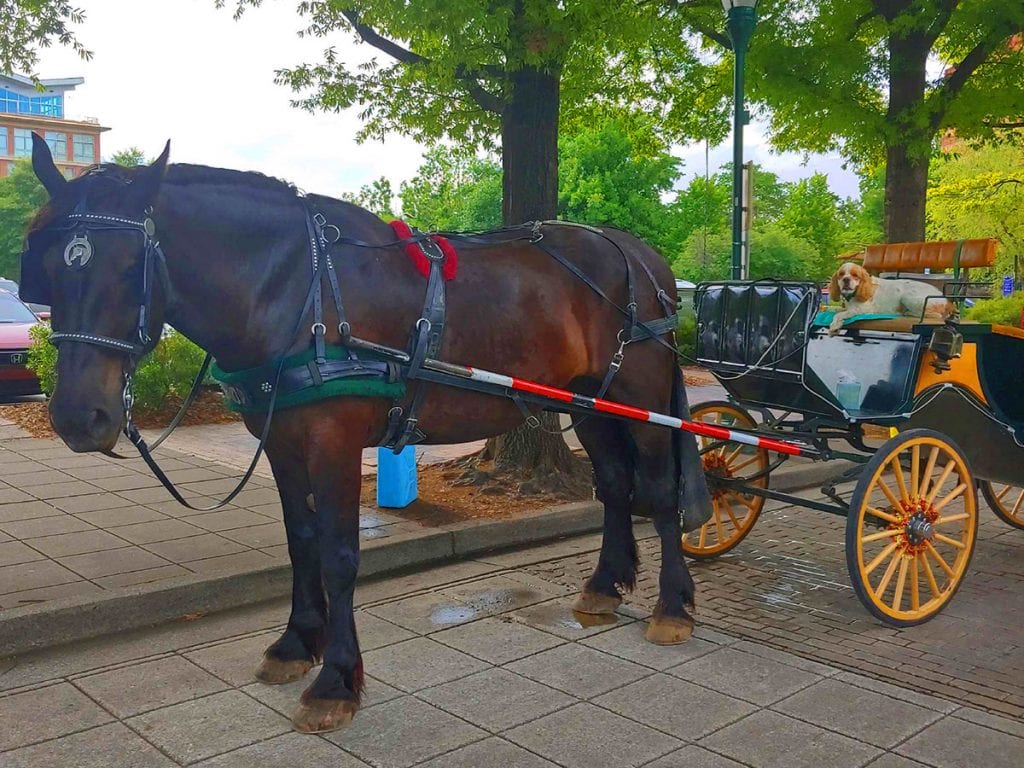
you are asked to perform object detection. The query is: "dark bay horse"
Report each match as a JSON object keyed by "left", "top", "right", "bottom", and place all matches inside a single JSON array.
[{"left": 23, "top": 135, "right": 711, "bottom": 733}]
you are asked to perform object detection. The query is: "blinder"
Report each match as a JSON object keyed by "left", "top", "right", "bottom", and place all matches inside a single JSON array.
[{"left": 23, "top": 210, "right": 165, "bottom": 359}]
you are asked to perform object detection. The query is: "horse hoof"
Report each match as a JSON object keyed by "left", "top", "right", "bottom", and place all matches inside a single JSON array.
[
  {"left": 572, "top": 591, "right": 622, "bottom": 615},
  {"left": 645, "top": 615, "right": 694, "bottom": 645},
  {"left": 255, "top": 656, "right": 314, "bottom": 685},
  {"left": 291, "top": 698, "right": 358, "bottom": 734}
]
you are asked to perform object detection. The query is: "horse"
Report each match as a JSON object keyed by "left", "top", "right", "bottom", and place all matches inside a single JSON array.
[{"left": 23, "top": 134, "right": 712, "bottom": 734}]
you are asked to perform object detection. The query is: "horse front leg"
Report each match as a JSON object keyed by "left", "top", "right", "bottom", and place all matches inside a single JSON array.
[
  {"left": 255, "top": 452, "right": 325, "bottom": 685},
  {"left": 290, "top": 440, "right": 364, "bottom": 734}
]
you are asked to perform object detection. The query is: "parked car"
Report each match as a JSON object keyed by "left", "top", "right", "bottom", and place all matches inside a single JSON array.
[
  {"left": 0, "top": 277, "right": 51, "bottom": 320},
  {"left": 0, "top": 290, "right": 43, "bottom": 396}
]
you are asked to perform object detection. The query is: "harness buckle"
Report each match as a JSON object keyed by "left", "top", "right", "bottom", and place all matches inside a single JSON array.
[
  {"left": 311, "top": 322, "right": 327, "bottom": 336},
  {"left": 321, "top": 224, "right": 341, "bottom": 244},
  {"left": 338, "top": 321, "right": 351, "bottom": 339}
]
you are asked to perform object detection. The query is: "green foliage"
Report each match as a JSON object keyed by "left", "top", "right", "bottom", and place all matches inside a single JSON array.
[
  {"left": 107, "top": 147, "right": 148, "bottom": 166},
  {"left": 0, "top": 159, "right": 48, "bottom": 281},
  {"left": 927, "top": 142, "right": 1024, "bottom": 283},
  {"left": 775, "top": 173, "right": 844, "bottom": 277},
  {"left": 26, "top": 323, "right": 56, "bottom": 395},
  {"left": 1, "top": 1, "right": 91, "bottom": 75},
  {"left": 672, "top": 223, "right": 821, "bottom": 282},
  {"left": 676, "top": 312, "right": 697, "bottom": 363},
  {"left": 27, "top": 326, "right": 208, "bottom": 413},
  {"left": 220, "top": 0, "right": 728, "bottom": 149},
  {"left": 557, "top": 122, "right": 681, "bottom": 251},
  {"left": 399, "top": 146, "right": 502, "bottom": 231},
  {"left": 964, "top": 293, "right": 1024, "bottom": 326},
  {"left": 750, "top": 1, "right": 1024, "bottom": 167},
  {"left": 343, "top": 176, "right": 396, "bottom": 219}
]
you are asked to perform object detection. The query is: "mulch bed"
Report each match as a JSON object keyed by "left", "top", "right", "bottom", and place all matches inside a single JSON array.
[{"left": 0, "top": 390, "right": 239, "bottom": 439}]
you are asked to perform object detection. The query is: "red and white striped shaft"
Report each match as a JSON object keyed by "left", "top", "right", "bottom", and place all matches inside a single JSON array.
[{"left": 432, "top": 360, "right": 809, "bottom": 457}]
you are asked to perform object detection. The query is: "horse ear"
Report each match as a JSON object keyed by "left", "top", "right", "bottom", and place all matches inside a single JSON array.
[
  {"left": 31, "top": 132, "right": 67, "bottom": 197},
  {"left": 127, "top": 140, "right": 170, "bottom": 208}
]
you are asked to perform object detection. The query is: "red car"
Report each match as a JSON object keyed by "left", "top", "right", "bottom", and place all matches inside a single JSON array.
[{"left": 0, "top": 290, "right": 43, "bottom": 397}]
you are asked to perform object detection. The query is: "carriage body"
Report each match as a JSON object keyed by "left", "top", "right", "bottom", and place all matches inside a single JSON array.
[{"left": 688, "top": 242, "right": 1023, "bottom": 626}]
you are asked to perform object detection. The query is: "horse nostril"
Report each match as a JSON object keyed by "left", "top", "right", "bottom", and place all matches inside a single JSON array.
[{"left": 88, "top": 408, "right": 112, "bottom": 434}]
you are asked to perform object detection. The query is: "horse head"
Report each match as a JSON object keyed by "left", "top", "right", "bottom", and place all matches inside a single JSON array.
[{"left": 24, "top": 133, "right": 171, "bottom": 452}]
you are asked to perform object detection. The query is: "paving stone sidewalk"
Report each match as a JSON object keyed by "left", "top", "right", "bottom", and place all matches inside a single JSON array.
[{"left": 1, "top": 538, "right": 1022, "bottom": 768}]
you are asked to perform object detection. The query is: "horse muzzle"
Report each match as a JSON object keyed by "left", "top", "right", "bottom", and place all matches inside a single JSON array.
[{"left": 49, "top": 401, "right": 121, "bottom": 453}]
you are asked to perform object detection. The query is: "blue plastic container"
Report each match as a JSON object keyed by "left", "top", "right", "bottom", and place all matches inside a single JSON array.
[{"left": 376, "top": 446, "right": 418, "bottom": 508}]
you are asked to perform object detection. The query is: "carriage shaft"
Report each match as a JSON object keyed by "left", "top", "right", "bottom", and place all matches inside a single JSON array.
[{"left": 343, "top": 335, "right": 819, "bottom": 459}]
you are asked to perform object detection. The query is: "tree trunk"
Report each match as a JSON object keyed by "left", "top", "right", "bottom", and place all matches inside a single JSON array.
[
  {"left": 883, "top": 30, "right": 931, "bottom": 243},
  {"left": 486, "top": 64, "right": 577, "bottom": 475},
  {"left": 884, "top": 144, "right": 930, "bottom": 243}
]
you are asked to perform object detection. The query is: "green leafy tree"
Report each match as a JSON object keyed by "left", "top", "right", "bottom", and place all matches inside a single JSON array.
[
  {"left": 0, "top": 159, "right": 47, "bottom": 280},
  {"left": 927, "top": 142, "right": 1024, "bottom": 284},
  {"left": 1, "top": 0, "right": 91, "bottom": 75},
  {"left": 557, "top": 122, "right": 681, "bottom": 252},
  {"left": 673, "top": 223, "right": 819, "bottom": 282},
  {"left": 776, "top": 173, "right": 844, "bottom": 277},
  {"left": 343, "top": 176, "right": 396, "bottom": 219},
  {"left": 107, "top": 147, "right": 148, "bottom": 166},
  {"left": 399, "top": 147, "right": 501, "bottom": 231},
  {"left": 748, "top": 1, "right": 1024, "bottom": 243}
]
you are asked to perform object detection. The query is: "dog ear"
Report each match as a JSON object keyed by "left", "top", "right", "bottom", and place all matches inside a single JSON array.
[
  {"left": 854, "top": 266, "right": 874, "bottom": 302},
  {"left": 828, "top": 271, "right": 841, "bottom": 303}
]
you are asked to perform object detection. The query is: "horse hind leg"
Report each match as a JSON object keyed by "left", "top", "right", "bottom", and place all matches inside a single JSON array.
[
  {"left": 256, "top": 454, "right": 325, "bottom": 685},
  {"left": 572, "top": 416, "right": 637, "bottom": 616},
  {"left": 631, "top": 424, "right": 697, "bottom": 645}
]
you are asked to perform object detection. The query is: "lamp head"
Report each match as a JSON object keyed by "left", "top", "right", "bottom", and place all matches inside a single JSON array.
[{"left": 722, "top": 0, "right": 759, "bottom": 10}]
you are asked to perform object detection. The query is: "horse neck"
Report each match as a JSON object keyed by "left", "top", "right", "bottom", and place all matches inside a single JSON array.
[{"left": 153, "top": 182, "right": 312, "bottom": 371}]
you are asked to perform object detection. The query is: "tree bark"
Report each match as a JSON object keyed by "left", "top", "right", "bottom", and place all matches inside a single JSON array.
[
  {"left": 486, "top": 64, "right": 578, "bottom": 475},
  {"left": 883, "top": 29, "right": 931, "bottom": 242}
]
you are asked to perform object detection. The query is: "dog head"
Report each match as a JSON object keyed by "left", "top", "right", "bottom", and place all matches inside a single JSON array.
[{"left": 829, "top": 262, "right": 874, "bottom": 304}]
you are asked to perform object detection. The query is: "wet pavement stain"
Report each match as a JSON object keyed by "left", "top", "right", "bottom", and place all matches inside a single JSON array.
[
  {"left": 430, "top": 604, "right": 478, "bottom": 625},
  {"left": 513, "top": 602, "right": 620, "bottom": 631}
]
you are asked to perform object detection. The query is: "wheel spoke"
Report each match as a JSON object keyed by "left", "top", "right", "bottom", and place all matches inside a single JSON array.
[
  {"left": 698, "top": 520, "right": 708, "bottom": 549},
  {"left": 925, "top": 460, "right": 957, "bottom": 505},
  {"left": 925, "top": 541, "right": 956, "bottom": 579},
  {"left": 892, "top": 556, "right": 909, "bottom": 612},
  {"left": 714, "top": 504, "right": 725, "bottom": 543},
  {"left": 996, "top": 484, "right": 1011, "bottom": 501},
  {"left": 865, "top": 541, "right": 899, "bottom": 576},
  {"left": 866, "top": 506, "right": 901, "bottom": 525},
  {"left": 730, "top": 454, "right": 761, "bottom": 473},
  {"left": 921, "top": 552, "right": 941, "bottom": 597},
  {"left": 722, "top": 495, "right": 742, "bottom": 530},
  {"left": 910, "top": 445, "right": 920, "bottom": 501},
  {"left": 862, "top": 528, "right": 899, "bottom": 543},
  {"left": 724, "top": 445, "right": 744, "bottom": 467},
  {"left": 1012, "top": 489, "right": 1024, "bottom": 517},
  {"left": 933, "top": 483, "right": 966, "bottom": 513},
  {"left": 877, "top": 477, "right": 903, "bottom": 510},
  {"left": 874, "top": 549, "right": 902, "bottom": 598},
  {"left": 910, "top": 554, "right": 920, "bottom": 610},
  {"left": 935, "top": 512, "right": 969, "bottom": 525},
  {"left": 890, "top": 457, "right": 909, "bottom": 503},
  {"left": 919, "top": 446, "right": 939, "bottom": 498},
  {"left": 933, "top": 532, "right": 965, "bottom": 550}
]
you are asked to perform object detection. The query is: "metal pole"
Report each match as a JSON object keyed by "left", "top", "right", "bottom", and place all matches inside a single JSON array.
[{"left": 727, "top": 5, "right": 757, "bottom": 280}]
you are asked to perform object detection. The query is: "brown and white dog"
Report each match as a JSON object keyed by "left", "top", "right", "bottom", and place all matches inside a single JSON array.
[{"left": 827, "top": 262, "right": 953, "bottom": 334}]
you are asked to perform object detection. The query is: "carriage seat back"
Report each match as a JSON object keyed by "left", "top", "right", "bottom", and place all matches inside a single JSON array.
[{"left": 861, "top": 238, "right": 997, "bottom": 275}]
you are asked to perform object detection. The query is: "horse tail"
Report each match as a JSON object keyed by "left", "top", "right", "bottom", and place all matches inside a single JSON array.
[{"left": 672, "top": 365, "right": 714, "bottom": 532}]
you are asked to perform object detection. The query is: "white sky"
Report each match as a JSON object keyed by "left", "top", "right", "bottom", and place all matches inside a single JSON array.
[{"left": 32, "top": 0, "right": 860, "bottom": 203}]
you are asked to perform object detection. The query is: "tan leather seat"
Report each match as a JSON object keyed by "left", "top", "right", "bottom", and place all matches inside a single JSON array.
[{"left": 861, "top": 239, "right": 997, "bottom": 274}]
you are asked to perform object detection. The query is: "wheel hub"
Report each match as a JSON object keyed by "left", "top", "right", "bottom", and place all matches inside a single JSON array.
[
  {"left": 892, "top": 498, "right": 938, "bottom": 554},
  {"left": 702, "top": 453, "right": 732, "bottom": 500},
  {"left": 904, "top": 513, "right": 935, "bottom": 546}
]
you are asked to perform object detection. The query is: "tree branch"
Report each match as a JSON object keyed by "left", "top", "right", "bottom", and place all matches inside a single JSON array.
[
  {"left": 931, "top": 22, "right": 1022, "bottom": 128},
  {"left": 341, "top": 8, "right": 506, "bottom": 115},
  {"left": 985, "top": 119, "right": 1024, "bottom": 129}
]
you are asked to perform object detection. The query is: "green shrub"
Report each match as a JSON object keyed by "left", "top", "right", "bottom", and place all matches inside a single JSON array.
[
  {"left": 964, "top": 292, "right": 1024, "bottom": 326},
  {"left": 27, "top": 324, "right": 57, "bottom": 396},
  {"left": 677, "top": 312, "right": 697, "bottom": 363},
  {"left": 27, "top": 326, "right": 207, "bottom": 414}
]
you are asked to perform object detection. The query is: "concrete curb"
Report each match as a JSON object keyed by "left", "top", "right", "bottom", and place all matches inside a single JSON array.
[{"left": 0, "top": 462, "right": 844, "bottom": 657}]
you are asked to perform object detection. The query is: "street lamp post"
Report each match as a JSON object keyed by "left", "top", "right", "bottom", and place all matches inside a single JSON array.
[{"left": 722, "top": 0, "right": 759, "bottom": 280}]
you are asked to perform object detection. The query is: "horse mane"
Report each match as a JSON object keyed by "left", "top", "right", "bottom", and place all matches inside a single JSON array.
[{"left": 164, "top": 164, "right": 299, "bottom": 197}]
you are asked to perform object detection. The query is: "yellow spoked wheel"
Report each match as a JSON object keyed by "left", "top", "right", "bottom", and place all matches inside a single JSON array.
[
  {"left": 846, "top": 429, "right": 977, "bottom": 626},
  {"left": 979, "top": 481, "right": 1024, "bottom": 531},
  {"left": 682, "top": 401, "right": 769, "bottom": 560}
]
